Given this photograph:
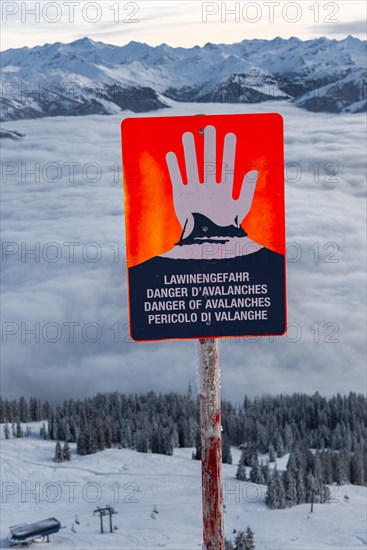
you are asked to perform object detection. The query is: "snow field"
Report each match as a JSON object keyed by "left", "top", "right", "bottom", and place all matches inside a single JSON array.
[{"left": 1, "top": 423, "right": 366, "bottom": 549}]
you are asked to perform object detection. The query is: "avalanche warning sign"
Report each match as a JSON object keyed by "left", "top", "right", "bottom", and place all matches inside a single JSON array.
[{"left": 121, "top": 113, "right": 287, "bottom": 341}]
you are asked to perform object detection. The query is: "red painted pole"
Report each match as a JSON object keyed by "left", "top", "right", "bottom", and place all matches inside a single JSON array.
[{"left": 198, "top": 337, "right": 224, "bottom": 550}]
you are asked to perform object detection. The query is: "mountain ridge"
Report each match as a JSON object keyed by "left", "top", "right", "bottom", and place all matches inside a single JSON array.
[{"left": 1, "top": 36, "right": 366, "bottom": 121}]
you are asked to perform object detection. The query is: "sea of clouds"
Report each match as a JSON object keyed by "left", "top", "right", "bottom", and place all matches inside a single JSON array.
[{"left": 1, "top": 101, "right": 366, "bottom": 402}]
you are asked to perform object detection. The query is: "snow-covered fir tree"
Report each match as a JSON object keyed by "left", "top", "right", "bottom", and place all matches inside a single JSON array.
[
  {"left": 222, "top": 433, "right": 232, "bottom": 464},
  {"left": 268, "top": 443, "right": 276, "bottom": 462},
  {"left": 265, "top": 466, "right": 286, "bottom": 509},
  {"left": 40, "top": 423, "right": 47, "bottom": 440},
  {"left": 192, "top": 429, "right": 201, "bottom": 460},
  {"left": 249, "top": 459, "right": 264, "bottom": 484},
  {"left": 261, "top": 461, "right": 271, "bottom": 484},
  {"left": 276, "top": 435, "right": 285, "bottom": 458},
  {"left": 350, "top": 444, "right": 364, "bottom": 485},
  {"left": 3, "top": 423, "right": 10, "bottom": 439},
  {"left": 63, "top": 441, "right": 71, "bottom": 461},
  {"left": 16, "top": 421, "right": 23, "bottom": 438},
  {"left": 236, "top": 447, "right": 248, "bottom": 481},
  {"left": 284, "top": 468, "right": 298, "bottom": 507},
  {"left": 54, "top": 441, "right": 64, "bottom": 463},
  {"left": 245, "top": 527, "right": 255, "bottom": 550},
  {"left": 225, "top": 527, "right": 256, "bottom": 550}
]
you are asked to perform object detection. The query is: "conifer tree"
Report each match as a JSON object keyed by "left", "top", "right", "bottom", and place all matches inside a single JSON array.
[
  {"left": 151, "top": 428, "right": 160, "bottom": 454},
  {"left": 3, "top": 423, "right": 10, "bottom": 439},
  {"left": 105, "top": 424, "right": 113, "bottom": 449},
  {"left": 243, "top": 443, "right": 258, "bottom": 467},
  {"left": 268, "top": 443, "right": 276, "bottom": 462},
  {"left": 16, "top": 421, "right": 23, "bottom": 438},
  {"left": 276, "top": 435, "right": 285, "bottom": 458},
  {"left": 87, "top": 426, "right": 98, "bottom": 455},
  {"left": 135, "top": 429, "right": 148, "bottom": 453},
  {"left": 222, "top": 433, "right": 232, "bottom": 464},
  {"left": 265, "top": 467, "right": 286, "bottom": 509},
  {"left": 225, "top": 528, "right": 255, "bottom": 550},
  {"left": 63, "top": 441, "right": 71, "bottom": 461},
  {"left": 256, "top": 423, "right": 268, "bottom": 453},
  {"left": 323, "top": 450, "right": 334, "bottom": 484},
  {"left": 350, "top": 444, "right": 364, "bottom": 485},
  {"left": 306, "top": 471, "right": 317, "bottom": 510},
  {"left": 193, "top": 429, "right": 201, "bottom": 460},
  {"left": 261, "top": 461, "right": 271, "bottom": 484},
  {"left": 334, "top": 451, "right": 348, "bottom": 484},
  {"left": 54, "top": 441, "right": 64, "bottom": 463},
  {"left": 284, "top": 469, "right": 297, "bottom": 507},
  {"left": 63, "top": 420, "right": 72, "bottom": 443},
  {"left": 296, "top": 469, "right": 306, "bottom": 504},
  {"left": 19, "top": 396, "right": 29, "bottom": 422},
  {"left": 77, "top": 429, "right": 89, "bottom": 456},
  {"left": 245, "top": 527, "right": 255, "bottom": 550},
  {"left": 236, "top": 448, "right": 247, "bottom": 481},
  {"left": 320, "top": 483, "right": 331, "bottom": 504},
  {"left": 249, "top": 459, "right": 264, "bottom": 484},
  {"left": 234, "top": 531, "right": 247, "bottom": 550},
  {"left": 283, "top": 423, "right": 294, "bottom": 453},
  {"left": 0, "top": 397, "right": 5, "bottom": 423},
  {"left": 96, "top": 424, "right": 105, "bottom": 452},
  {"left": 161, "top": 427, "right": 173, "bottom": 455}
]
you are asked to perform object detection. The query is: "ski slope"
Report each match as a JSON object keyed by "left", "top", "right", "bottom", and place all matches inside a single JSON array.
[{"left": 0, "top": 423, "right": 366, "bottom": 549}]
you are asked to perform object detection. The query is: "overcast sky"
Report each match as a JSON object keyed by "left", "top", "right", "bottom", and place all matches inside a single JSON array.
[{"left": 1, "top": 0, "right": 366, "bottom": 51}]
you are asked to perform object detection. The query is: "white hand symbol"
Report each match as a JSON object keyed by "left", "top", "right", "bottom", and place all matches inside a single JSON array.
[{"left": 166, "top": 125, "right": 258, "bottom": 239}]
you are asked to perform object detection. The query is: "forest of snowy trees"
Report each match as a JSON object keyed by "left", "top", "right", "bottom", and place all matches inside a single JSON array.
[{"left": 1, "top": 391, "right": 366, "bottom": 510}]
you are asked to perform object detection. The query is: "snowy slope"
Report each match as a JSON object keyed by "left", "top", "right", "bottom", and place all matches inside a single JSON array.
[
  {"left": 1, "top": 36, "right": 365, "bottom": 121},
  {"left": 0, "top": 423, "right": 366, "bottom": 549}
]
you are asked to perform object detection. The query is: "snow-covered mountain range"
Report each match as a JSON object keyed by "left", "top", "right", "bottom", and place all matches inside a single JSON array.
[{"left": 1, "top": 35, "right": 366, "bottom": 121}]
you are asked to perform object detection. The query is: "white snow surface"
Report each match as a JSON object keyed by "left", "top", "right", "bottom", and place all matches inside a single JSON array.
[{"left": 0, "top": 423, "right": 366, "bottom": 549}]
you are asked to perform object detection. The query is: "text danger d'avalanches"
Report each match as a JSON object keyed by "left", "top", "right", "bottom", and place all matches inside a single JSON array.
[{"left": 144, "top": 271, "right": 271, "bottom": 325}]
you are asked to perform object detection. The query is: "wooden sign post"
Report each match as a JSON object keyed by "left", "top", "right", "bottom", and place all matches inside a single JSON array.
[
  {"left": 198, "top": 337, "right": 224, "bottom": 549},
  {"left": 121, "top": 113, "right": 286, "bottom": 549}
]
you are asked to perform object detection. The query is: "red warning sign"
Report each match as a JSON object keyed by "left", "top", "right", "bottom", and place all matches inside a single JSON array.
[{"left": 121, "top": 113, "right": 287, "bottom": 341}]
